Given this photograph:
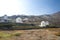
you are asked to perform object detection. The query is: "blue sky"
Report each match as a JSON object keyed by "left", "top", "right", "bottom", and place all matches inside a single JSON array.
[{"left": 0, "top": 0, "right": 60, "bottom": 16}]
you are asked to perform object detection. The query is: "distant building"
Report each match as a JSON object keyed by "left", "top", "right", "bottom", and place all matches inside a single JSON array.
[
  {"left": 0, "top": 19, "right": 5, "bottom": 22},
  {"left": 23, "top": 18, "right": 28, "bottom": 21},
  {"left": 39, "top": 21, "right": 46, "bottom": 27},
  {"left": 0, "top": 15, "right": 10, "bottom": 23},
  {"left": 16, "top": 17, "right": 23, "bottom": 23},
  {"left": 45, "top": 21, "right": 49, "bottom": 25},
  {"left": 39, "top": 21, "right": 49, "bottom": 27},
  {"left": 3, "top": 15, "right": 8, "bottom": 20},
  {"left": 0, "top": 15, "right": 29, "bottom": 23}
]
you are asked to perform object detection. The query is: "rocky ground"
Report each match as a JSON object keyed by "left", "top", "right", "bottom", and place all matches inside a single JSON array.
[{"left": 0, "top": 28, "right": 60, "bottom": 40}]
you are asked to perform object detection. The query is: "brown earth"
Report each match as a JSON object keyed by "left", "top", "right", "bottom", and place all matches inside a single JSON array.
[{"left": 0, "top": 28, "right": 60, "bottom": 40}]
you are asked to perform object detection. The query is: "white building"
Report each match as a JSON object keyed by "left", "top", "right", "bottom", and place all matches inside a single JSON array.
[
  {"left": 16, "top": 17, "right": 23, "bottom": 23},
  {"left": 3, "top": 15, "right": 8, "bottom": 20},
  {"left": 45, "top": 21, "right": 49, "bottom": 25},
  {"left": 39, "top": 21, "right": 49, "bottom": 27},
  {"left": 0, "top": 15, "right": 10, "bottom": 22},
  {"left": 0, "top": 19, "right": 5, "bottom": 22},
  {"left": 23, "top": 18, "right": 28, "bottom": 21}
]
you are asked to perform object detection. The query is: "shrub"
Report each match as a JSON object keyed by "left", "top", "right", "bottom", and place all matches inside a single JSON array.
[
  {"left": 46, "top": 25, "right": 57, "bottom": 28},
  {"left": 0, "top": 23, "right": 14, "bottom": 30},
  {"left": 13, "top": 33, "right": 21, "bottom": 36}
]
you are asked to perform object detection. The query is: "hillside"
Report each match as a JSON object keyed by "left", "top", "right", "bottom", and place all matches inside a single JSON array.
[
  {"left": 40, "top": 11, "right": 60, "bottom": 27},
  {"left": 0, "top": 11, "right": 60, "bottom": 27}
]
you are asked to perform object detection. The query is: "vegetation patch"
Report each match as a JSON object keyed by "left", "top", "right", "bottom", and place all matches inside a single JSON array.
[
  {"left": 12, "top": 33, "right": 21, "bottom": 36},
  {"left": 0, "top": 32, "right": 22, "bottom": 39},
  {"left": 0, "top": 32, "right": 12, "bottom": 38}
]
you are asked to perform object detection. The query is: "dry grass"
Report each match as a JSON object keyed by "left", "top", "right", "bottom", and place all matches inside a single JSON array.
[
  {"left": 0, "top": 28, "right": 60, "bottom": 40},
  {"left": 0, "top": 31, "right": 22, "bottom": 40},
  {"left": 46, "top": 28, "right": 60, "bottom": 37},
  {"left": 54, "top": 32, "right": 60, "bottom": 36}
]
